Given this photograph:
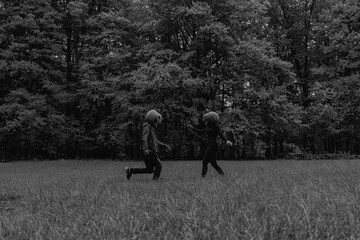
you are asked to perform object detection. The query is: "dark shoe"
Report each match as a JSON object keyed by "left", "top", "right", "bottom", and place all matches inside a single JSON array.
[
  {"left": 153, "top": 166, "right": 162, "bottom": 180},
  {"left": 126, "top": 167, "right": 132, "bottom": 180}
]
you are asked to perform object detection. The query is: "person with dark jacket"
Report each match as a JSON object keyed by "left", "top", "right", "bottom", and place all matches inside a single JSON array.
[
  {"left": 188, "top": 111, "right": 233, "bottom": 177},
  {"left": 126, "top": 110, "right": 171, "bottom": 180}
]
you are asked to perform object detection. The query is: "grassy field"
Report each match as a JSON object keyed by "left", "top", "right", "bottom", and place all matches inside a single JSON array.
[{"left": 1, "top": 159, "right": 360, "bottom": 239}]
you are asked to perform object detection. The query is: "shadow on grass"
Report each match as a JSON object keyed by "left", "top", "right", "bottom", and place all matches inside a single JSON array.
[
  {"left": 0, "top": 193, "right": 22, "bottom": 212},
  {"left": 0, "top": 193, "right": 22, "bottom": 202}
]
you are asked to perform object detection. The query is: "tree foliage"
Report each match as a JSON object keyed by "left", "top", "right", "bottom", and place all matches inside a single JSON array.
[{"left": 0, "top": 0, "right": 359, "bottom": 160}]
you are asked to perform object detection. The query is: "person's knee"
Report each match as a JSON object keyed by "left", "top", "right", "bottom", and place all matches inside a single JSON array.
[{"left": 146, "top": 167, "right": 155, "bottom": 173}]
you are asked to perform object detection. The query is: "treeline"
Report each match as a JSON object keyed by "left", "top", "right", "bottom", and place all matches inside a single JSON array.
[{"left": 0, "top": 0, "right": 359, "bottom": 161}]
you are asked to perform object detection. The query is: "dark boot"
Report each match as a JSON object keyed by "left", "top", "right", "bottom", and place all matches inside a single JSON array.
[
  {"left": 202, "top": 162, "right": 208, "bottom": 177},
  {"left": 126, "top": 167, "right": 132, "bottom": 180},
  {"left": 153, "top": 166, "right": 162, "bottom": 180}
]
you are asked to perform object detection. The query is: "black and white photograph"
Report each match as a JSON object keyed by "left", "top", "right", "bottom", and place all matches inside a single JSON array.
[{"left": 1, "top": 0, "right": 360, "bottom": 239}]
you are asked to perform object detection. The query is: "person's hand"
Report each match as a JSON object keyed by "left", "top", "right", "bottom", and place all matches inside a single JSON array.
[
  {"left": 165, "top": 144, "right": 172, "bottom": 152},
  {"left": 226, "top": 140, "right": 233, "bottom": 146},
  {"left": 144, "top": 149, "right": 150, "bottom": 155}
]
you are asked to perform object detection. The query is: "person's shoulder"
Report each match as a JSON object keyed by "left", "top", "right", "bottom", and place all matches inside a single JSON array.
[
  {"left": 143, "top": 122, "right": 155, "bottom": 129},
  {"left": 214, "top": 124, "right": 221, "bottom": 131},
  {"left": 142, "top": 122, "right": 151, "bottom": 129}
]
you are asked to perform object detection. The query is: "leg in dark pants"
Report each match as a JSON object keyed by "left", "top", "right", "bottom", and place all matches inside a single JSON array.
[
  {"left": 202, "top": 161, "right": 208, "bottom": 177},
  {"left": 130, "top": 152, "right": 162, "bottom": 180},
  {"left": 202, "top": 143, "right": 224, "bottom": 177},
  {"left": 202, "top": 145, "right": 216, "bottom": 177},
  {"left": 210, "top": 161, "right": 224, "bottom": 175}
]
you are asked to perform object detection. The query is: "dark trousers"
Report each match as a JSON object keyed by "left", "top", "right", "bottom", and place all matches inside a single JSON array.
[
  {"left": 202, "top": 142, "right": 224, "bottom": 177},
  {"left": 130, "top": 152, "right": 162, "bottom": 179}
]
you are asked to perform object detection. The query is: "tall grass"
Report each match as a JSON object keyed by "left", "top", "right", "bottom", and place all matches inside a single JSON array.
[{"left": 1, "top": 160, "right": 360, "bottom": 239}]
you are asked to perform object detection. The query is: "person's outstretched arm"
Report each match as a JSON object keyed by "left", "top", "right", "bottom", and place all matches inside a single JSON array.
[
  {"left": 187, "top": 124, "right": 206, "bottom": 134},
  {"left": 157, "top": 139, "right": 172, "bottom": 152},
  {"left": 217, "top": 125, "right": 233, "bottom": 146},
  {"left": 142, "top": 124, "right": 151, "bottom": 155}
]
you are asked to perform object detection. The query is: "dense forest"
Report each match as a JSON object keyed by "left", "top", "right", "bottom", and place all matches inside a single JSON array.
[{"left": 0, "top": 0, "right": 359, "bottom": 161}]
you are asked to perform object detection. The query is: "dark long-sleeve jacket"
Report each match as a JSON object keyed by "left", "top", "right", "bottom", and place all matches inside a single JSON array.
[
  {"left": 142, "top": 122, "right": 167, "bottom": 153},
  {"left": 141, "top": 110, "right": 167, "bottom": 153}
]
